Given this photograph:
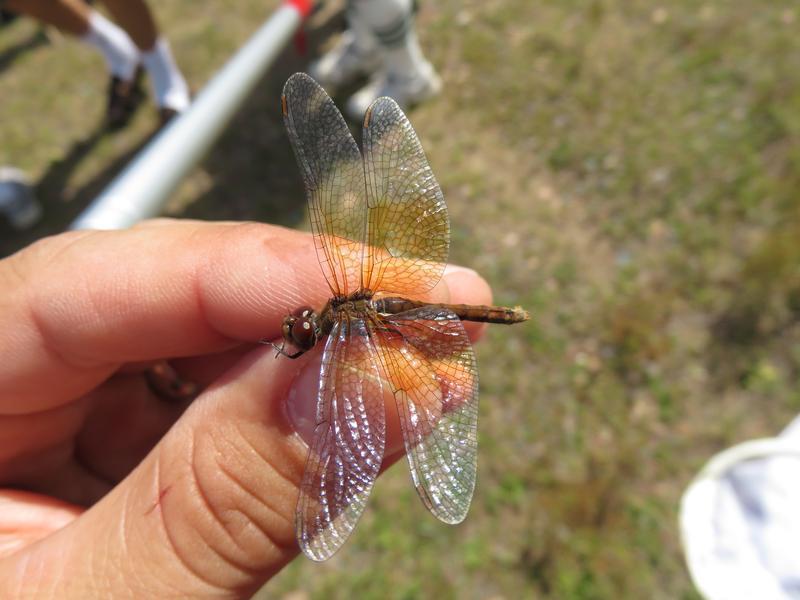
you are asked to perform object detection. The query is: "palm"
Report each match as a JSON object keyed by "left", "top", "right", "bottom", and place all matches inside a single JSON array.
[{"left": 7, "top": 348, "right": 256, "bottom": 504}]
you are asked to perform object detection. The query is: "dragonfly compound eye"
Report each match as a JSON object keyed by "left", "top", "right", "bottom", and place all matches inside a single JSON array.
[
  {"left": 290, "top": 316, "right": 318, "bottom": 350},
  {"left": 281, "top": 316, "right": 295, "bottom": 342}
]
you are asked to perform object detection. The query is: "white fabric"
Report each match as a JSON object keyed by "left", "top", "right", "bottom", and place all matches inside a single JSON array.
[
  {"left": 383, "top": 27, "right": 427, "bottom": 76},
  {"left": 307, "top": 30, "right": 382, "bottom": 89},
  {"left": 352, "top": 0, "right": 411, "bottom": 32},
  {"left": 345, "top": 0, "right": 378, "bottom": 55},
  {"left": 681, "top": 415, "right": 800, "bottom": 599},
  {"left": 80, "top": 11, "right": 139, "bottom": 81},
  {"left": 349, "top": 0, "right": 427, "bottom": 77},
  {"left": 141, "top": 37, "right": 190, "bottom": 111},
  {"left": 344, "top": 58, "right": 440, "bottom": 120}
]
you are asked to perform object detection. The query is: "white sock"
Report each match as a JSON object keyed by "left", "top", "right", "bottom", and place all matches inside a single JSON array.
[
  {"left": 141, "top": 37, "right": 190, "bottom": 111},
  {"left": 81, "top": 11, "right": 139, "bottom": 81},
  {"left": 345, "top": 0, "right": 378, "bottom": 54},
  {"left": 352, "top": 0, "right": 428, "bottom": 78},
  {"left": 352, "top": 0, "right": 411, "bottom": 32},
  {"left": 383, "top": 28, "right": 428, "bottom": 79}
]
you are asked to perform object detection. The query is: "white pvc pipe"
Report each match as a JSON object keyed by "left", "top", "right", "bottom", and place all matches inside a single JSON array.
[{"left": 70, "top": 2, "right": 306, "bottom": 230}]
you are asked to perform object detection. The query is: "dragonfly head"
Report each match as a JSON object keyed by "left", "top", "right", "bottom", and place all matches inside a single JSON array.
[{"left": 281, "top": 306, "right": 319, "bottom": 352}]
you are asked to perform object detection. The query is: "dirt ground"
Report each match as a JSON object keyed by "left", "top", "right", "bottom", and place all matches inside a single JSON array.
[{"left": 2, "top": 1, "right": 800, "bottom": 598}]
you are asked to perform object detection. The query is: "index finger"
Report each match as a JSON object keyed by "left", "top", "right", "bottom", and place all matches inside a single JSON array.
[
  {"left": 0, "top": 220, "right": 329, "bottom": 414},
  {"left": 0, "top": 220, "right": 491, "bottom": 414}
]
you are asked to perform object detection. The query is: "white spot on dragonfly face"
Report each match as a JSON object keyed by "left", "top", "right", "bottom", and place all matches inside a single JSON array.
[{"left": 303, "top": 322, "right": 311, "bottom": 330}]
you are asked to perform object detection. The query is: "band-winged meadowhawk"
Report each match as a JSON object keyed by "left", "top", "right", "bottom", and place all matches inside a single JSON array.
[{"left": 275, "top": 73, "right": 528, "bottom": 561}]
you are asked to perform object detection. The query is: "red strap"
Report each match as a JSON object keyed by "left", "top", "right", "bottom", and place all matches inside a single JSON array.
[{"left": 284, "top": 0, "right": 313, "bottom": 18}]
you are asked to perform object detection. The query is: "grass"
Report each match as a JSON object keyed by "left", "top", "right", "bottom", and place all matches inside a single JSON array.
[{"left": 2, "top": 0, "right": 800, "bottom": 597}]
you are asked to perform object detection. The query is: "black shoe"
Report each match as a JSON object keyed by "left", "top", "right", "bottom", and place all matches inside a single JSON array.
[{"left": 106, "top": 67, "right": 144, "bottom": 130}]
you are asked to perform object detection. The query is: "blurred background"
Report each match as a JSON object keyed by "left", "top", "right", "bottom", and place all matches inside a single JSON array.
[{"left": 2, "top": 0, "right": 800, "bottom": 597}]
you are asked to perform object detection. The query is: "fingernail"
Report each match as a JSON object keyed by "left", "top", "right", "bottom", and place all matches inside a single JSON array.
[{"left": 284, "top": 353, "right": 323, "bottom": 447}]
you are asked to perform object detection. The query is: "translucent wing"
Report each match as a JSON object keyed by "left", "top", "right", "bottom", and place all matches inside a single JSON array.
[
  {"left": 374, "top": 306, "right": 478, "bottom": 523},
  {"left": 282, "top": 73, "right": 367, "bottom": 296},
  {"left": 362, "top": 97, "right": 450, "bottom": 296},
  {"left": 296, "top": 317, "right": 385, "bottom": 561}
]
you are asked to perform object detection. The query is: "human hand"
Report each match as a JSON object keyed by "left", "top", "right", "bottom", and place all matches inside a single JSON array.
[{"left": 0, "top": 220, "right": 491, "bottom": 598}]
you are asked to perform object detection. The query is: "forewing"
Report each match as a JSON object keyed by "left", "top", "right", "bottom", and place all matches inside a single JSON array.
[
  {"left": 362, "top": 97, "right": 449, "bottom": 296},
  {"left": 296, "top": 318, "right": 385, "bottom": 561},
  {"left": 282, "top": 73, "right": 367, "bottom": 296},
  {"left": 374, "top": 307, "right": 478, "bottom": 523}
]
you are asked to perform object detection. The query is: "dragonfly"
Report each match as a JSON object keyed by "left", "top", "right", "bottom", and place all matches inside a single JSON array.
[{"left": 275, "top": 72, "right": 528, "bottom": 561}]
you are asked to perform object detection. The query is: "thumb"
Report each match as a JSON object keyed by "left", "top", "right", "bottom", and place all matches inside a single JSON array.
[{"left": 0, "top": 346, "right": 315, "bottom": 598}]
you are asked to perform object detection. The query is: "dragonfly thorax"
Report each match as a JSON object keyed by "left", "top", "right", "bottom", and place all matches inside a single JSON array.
[
  {"left": 329, "top": 289, "right": 375, "bottom": 307},
  {"left": 326, "top": 290, "right": 378, "bottom": 323}
]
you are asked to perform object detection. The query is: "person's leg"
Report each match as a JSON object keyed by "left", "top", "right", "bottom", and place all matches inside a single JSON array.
[
  {"left": 7, "top": 0, "right": 138, "bottom": 81},
  {"left": 308, "top": 0, "right": 381, "bottom": 89},
  {"left": 8, "top": 0, "right": 144, "bottom": 128},
  {"left": 100, "top": 0, "right": 189, "bottom": 115},
  {"left": 345, "top": 0, "right": 440, "bottom": 119},
  {"left": 97, "top": 0, "right": 155, "bottom": 50},
  {"left": 6, "top": 0, "right": 90, "bottom": 36},
  {"left": 357, "top": 0, "right": 424, "bottom": 73}
]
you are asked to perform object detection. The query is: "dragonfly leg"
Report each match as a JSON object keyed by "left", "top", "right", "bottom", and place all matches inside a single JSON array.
[{"left": 259, "top": 338, "right": 307, "bottom": 359}]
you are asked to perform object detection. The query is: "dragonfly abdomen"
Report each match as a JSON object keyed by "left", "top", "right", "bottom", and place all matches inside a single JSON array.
[
  {"left": 376, "top": 297, "right": 529, "bottom": 324},
  {"left": 444, "top": 303, "right": 529, "bottom": 324}
]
